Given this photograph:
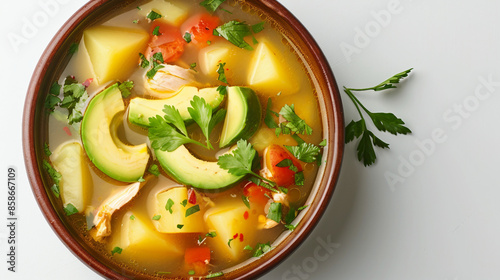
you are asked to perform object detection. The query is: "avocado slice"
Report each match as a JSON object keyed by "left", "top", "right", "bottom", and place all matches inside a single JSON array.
[
  {"left": 128, "top": 86, "right": 225, "bottom": 127},
  {"left": 219, "top": 87, "right": 262, "bottom": 148},
  {"left": 81, "top": 84, "right": 149, "bottom": 182},
  {"left": 154, "top": 145, "right": 251, "bottom": 190}
]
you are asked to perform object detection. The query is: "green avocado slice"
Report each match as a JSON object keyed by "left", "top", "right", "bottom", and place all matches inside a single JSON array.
[
  {"left": 128, "top": 86, "right": 225, "bottom": 127},
  {"left": 219, "top": 87, "right": 262, "bottom": 148},
  {"left": 81, "top": 84, "right": 149, "bottom": 182}
]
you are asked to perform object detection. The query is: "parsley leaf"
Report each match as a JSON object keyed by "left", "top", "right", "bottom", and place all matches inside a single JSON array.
[
  {"left": 200, "top": 0, "right": 227, "bottom": 13},
  {"left": 190, "top": 62, "right": 197, "bottom": 72},
  {"left": 183, "top": 32, "right": 192, "bottom": 43},
  {"left": 64, "top": 203, "right": 78, "bottom": 216},
  {"left": 162, "top": 105, "right": 188, "bottom": 136},
  {"left": 152, "top": 26, "right": 161, "bottom": 36},
  {"left": 188, "top": 96, "right": 223, "bottom": 149},
  {"left": 267, "top": 202, "right": 282, "bottom": 223},
  {"left": 111, "top": 246, "right": 122, "bottom": 255},
  {"left": 146, "top": 52, "right": 165, "bottom": 79},
  {"left": 206, "top": 231, "right": 217, "bottom": 238},
  {"left": 217, "top": 85, "right": 227, "bottom": 95},
  {"left": 42, "top": 160, "right": 61, "bottom": 185},
  {"left": 118, "top": 80, "right": 134, "bottom": 98},
  {"left": 264, "top": 98, "right": 279, "bottom": 129},
  {"left": 43, "top": 143, "right": 52, "bottom": 156},
  {"left": 285, "top": 143, "right": 321, "bottom": 163},
  {"left": 251, "top": 22, "right": 265, "bottom": 33},
  {"left": 148, "top": 164, "right": 160, "bottom": 176},
  {"left": 165, "top": 198, "right": 175, "bottom": 214},
  {"left": 214, "top": 21, "right": 253, "bottom": 50},
  {"left": 294, "top": 171, "right": 304, "bottom": 186},
  {"left": 227, "top": 238, "right": 233, "bottom": 248},
  {"left": 51, "top": 184, "right": 60, "bottom": 198},
  {"left": 185, "top": 205, "right": 200, "bottom": 217},
  {"left": 60, "top": 77, "right": 88, "bottom": 125},
  {"left": 139, "top": 53, "right": 149, "bottom": 68},
  {"left": 279, "top": 104, "right": 313, "bottom": 135},
  {"left": 148, "top": 115, "right": 202, "bottom": 152},
  {"left": 244, "top": 245, "right": 253, "bottom": 251},
  {"left": 68, "top": 42, "right": 79, "bottom": 54},
  {"left": 242, "top": 195, "right": 250, "bottom": 209},
  {"left": 152, "top": 215, "right": 161, "bottom": 220},
  {"left": 177, "top": 224, "right": 184, "bottom": 229},
  {"left": 180, "top": 199, "right": 188, "bottom": 207},
  {"left": 130, "top": 215, "right": 135, "bottom": 220},
  {"left": 206, "top": 272, "right": 224, "bottom": 279},
  {"left": 284, "top": 206, "right": 296, "bottom": 225},
  {"left": 253, "top": 242, "right": 272, "bottom": 257},
  {"left": 344, "top": 68, "right": 413, "bottom": 166},
  {"left": 216, "top": 62, "right": 227, "bottom": 83},
  {"left": 147, "top": 11, "right": 162, "bottom": 21}
]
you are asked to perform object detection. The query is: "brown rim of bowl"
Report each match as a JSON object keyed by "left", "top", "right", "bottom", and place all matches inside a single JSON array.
[{"left": 22, "top": 0, "right": 344, "bottom": 279}]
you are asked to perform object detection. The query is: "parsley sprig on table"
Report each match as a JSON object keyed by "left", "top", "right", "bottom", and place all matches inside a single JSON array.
[
  {"left": 344, "top": 68, "right": 413, "bottom": 166},
  {"left": 148, "top": 97, "right": 226, "bottom": 151}
]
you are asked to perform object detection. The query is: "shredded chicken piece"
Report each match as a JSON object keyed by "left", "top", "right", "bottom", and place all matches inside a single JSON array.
[
  {"left": 272, "top": 191, "right": 289, "bottom": 207},
  {"left": 93, "top": 182, "right": 141, "bottom": 241},
  {"left": 258, "top": 214, "right": 280, "bottom": 229},
  {"left": 147, "top": 64, "right": 197, "bottom": 94}
]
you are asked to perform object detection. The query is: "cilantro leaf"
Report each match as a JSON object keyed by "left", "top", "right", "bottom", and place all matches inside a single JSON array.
[
  {"left": 185, "top": 205, "right": 200, "bottom": 217},
  {"left": 188, "top": 96, "right": 217, "bottom": 149},
  {"left": 165, "top": 198, "right": 175, "bottom": 214},
  {"left": 206, "top": 231, "right": 217, "bottom": 238},
  {"left": 44, "top": 143, "right": 52, "bottom": 156},
  {"left": 118, "top": 80, "right": 134, "bottom": 98},
  {"left": 42, "top": 159, "right": 61, "bottom": 185},
  {"left": 216, "top": 62, "right": 227, "bottom": 83},
  {"left": 68, "top": 42, "right": 79, "bottom": 54},
  {"left": 147, "top": 11, "right": 162, "bottom": 21},
  {"left": 267, "top": 202, "right": 282, "bottom": 223},
  {"left": 284, "top": 206, "right": 296, "bottom": 225},
  {"left": 183, "top": 32, "right": 191, "bottom": 43},
  {"left": 343, "top": 68, "right": 413, "bottom": 166},
  {"left": 242, "top": 195, "right": 250, "bottom": 209},
  {"left": 217, "top": 85, "right": 227, "bottom": 95},
  {"left": 200, "top": 0, "right": 227, "bottom": 13},
  {"left": 264, "top": 98, "right": 279, "bottom": 129},
  {"left": 206, "top": 272, "right": 224, "bottom": 279},
  {"left": 139, "top": 53, "right": 149, "bottom": 68},
  {"left": 253, "top": 242, "right": 272, "bottom": 257},
  {"left": 279, "top": 104, "right": 312, "bottom": 135},
  {"left": 214, "top": 21, "right": 253, "bottom": 50},
  {"left": 51, "top": 184, "right": 60, "bottom": 198},
  {"left": 45, "top": 82, "right": 61, "bottom": 111},
  {"left": 61, "top": 78, "right": 88, "bottom": 125},
  {"left": 294, "top": 171, "right": 304, "bottom": 186},
  {"left": 148, "top": 164, "right": 160, "bottom": 176},
  {"left": 148, "top": 115, "right": 201, "bottom": 152},
  {"left": 64, "top": 203, "right": 78, "bottom": 216},
  {"left": 177, "top": 224, "right": 184, "bottom": 229},
  {"left": 251, "top": 22, "right": 265, "bottom": 33},
  {"left": 285, "top": 143, "right": 321, "bottom": 163},
  {"left": 162, "top": 105, "right": 188, "bottom": 136},
  {"left": 217, "top": 139, "right": 256, "bottom": 177},
  {"left": 152, "top": 215, "right": 161, "bottom": 220},
  {"left": 180, "top": 199, "right": 188, "bottom": 207},
  {"left": 111, "top": 246, "right": 122, "bottom": 255}
]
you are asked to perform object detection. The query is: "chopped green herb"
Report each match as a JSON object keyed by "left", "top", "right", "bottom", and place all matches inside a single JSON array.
[
  {"left": 177, "top": 224, "right": 184, "bottom": 229},
  {"left": 148, "top": 115, "right": 203, "bottom": 152},
  {"left": 180, "top": 199, "right": 188, "bottom": 207},
  {"left": 148, "top": 164, "right": 160, "bottom": 176},
  {"left": 285, "top": 143, "right": 321, "bottom": 163},
  {"left": 147, "top": 10, "right": 162, "bottom": 21},
  {"left": 284, "top": 206, "right": 296, "bottom": 225},
  {"left": 130, "top": 215, "right": 135, "bottom": 220},
  {"left": 297, "top": 205, "right": 309, "bottom": 211},
  {"left": 152, "top": 215, "right": 161, "bottom": 220},
  {"left": 253, "top": 242, "right": 272, "bottom": 257},
  {"left": 216, "top": 85, "right": 227, "bottom": 95},
  {"left": 43, "top": 143, "right": 52, "bottom": 156},
  {"left": 42, "top": 159, "right": 61, "bottom": 185},
  {"left": 207, "top": 40, "right": 212, "bottom": 45},
  {"left": 278, "top": 186, "right": 288, "bottom": 194},
  {"left": 244, "top": 245, "right": 253, "bottom": 251},
  {"left": 267, "top": 202, "right": 282, "bottom": 223},
  {"left": 185, "top": 205, "right": 200, "bottom": 217},
  {"left": 264, "top": 98, "right": 279, "bottom": 129},
  {"left": 227, "top": 238, "right": 233, "bottom": 248},
  {"left": 280, "top": 104, "right": 313, "bottom": 135},
  {"left": 68, "top": 42, "right": 79, "bottom": 54},
  {"left": 138, "top": 176, "right": 145, "bottom": 182},
  {"left": 206, "top": 272, "right": 224, "bottom": 279},
  {"left": 214, "top": 21, "right": 254, "bottom": 50},
  {"left": 276, "top": 158, "right": 294, "bottom": 168},
  {"left": 189, "top": 62, "right": 197, "bottom": 72},
  {"left": 60, "top": 77, "right": 88, "bottom": 125},
  {"left": 251, "top": 22, "right": 265, "bottom": 33},
  {"left": 152, "top": 26, "right": 161, "bottom": 36},
  {"left": 200, "top": 0, "right": 227, "bottom": 13},
  {"left": 344, "top": 68, "right": 413, "bottom": 166},
  {"left": 183, "top": 32, "right": 192, "bottom": 43},
  {"left": 133, "top": 19, "right": 138, "bottom": 24},
  {"left": 216, "top": 62, "right": 227, "bottom": 83},
  {"left": 118, "top": 80, "right": 134, "bottom": 98},
  {"left": 291, "top": 134, "right": 305, "bottom": 145},
  {"left": 146, "top": 52, "right": 165, "bottom": 79},
  {"left": 242, "top": 195, "right": 250, "bottom": 209},
  {"left": 206, "top": 231, "right": 217, "bottom": 238},
  {"left": 294, "top": 171, "right": 304, "bottom": 186},
  {"left": 139, "top": 53, "right": 149, "bottom": 68},
  {"left": 319, "top": 139, "right": 327, "bottom": 147},
  {"left": 188, "top": 270, "right": 195, "bottom": 275},
  {"left": 146, "top": 64, "right": 165, "bottom": 79},
  {"left": 188, "top": 96, "right": 226, "bottom": 150},
  {"left": 136, "top": 6, "right": 141, "bottom": 10},
  {"left": 162, "top": 104, "right": 189, "bottom": 136},
  {"left": 64, "top": 203, "right": 78, "bottom": 216},
  {"left": 50, "top": 184, "right": 60, "bottom": 198},
  {"left": 111, "top": 246, "right": 122, "bottom": 255},
  {"left": 165, "top": 198, "right": 174, "bottom": 214}
]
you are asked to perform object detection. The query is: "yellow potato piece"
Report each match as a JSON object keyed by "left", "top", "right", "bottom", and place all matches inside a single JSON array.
[
  {"left": 204, "top": 202, "right": 258, "bottom": 261},
  {"left": 83, "top": 26, "right": 149, "bottom": 84},
  {"left": 138, "top": 0, "right": 188, "bottom": 26},
  {"left": 154, "top": 187, "right": 206, "bottom": 233},
  {"left": 199, "top": 45, "right": 230, "bottom": 76},
  {"left": 50, "top": 141, "right": 92, "bottom": 213},
  {"left": 247, "top": 41, "right": 299, "bottom": 96},
  {"left": 250, "top": 127, "right": 296, "bottom": 155},
  {"left": 111, "top": 211, "right": 182, "bottom": 262}
]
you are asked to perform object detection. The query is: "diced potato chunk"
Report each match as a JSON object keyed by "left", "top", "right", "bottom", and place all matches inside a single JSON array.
[
  {"left": 84, "top": 26, "right": 149, "bottom": 84},
  {"left": 247, "top": 41, "right": 298, "bottom": 96},
  {"left": 199, "top": 45, "right": 230, "bottom": 75},
  {"left": 250, "top": 127, "right": 296, "bottom": 155},
  {"left": 154, "top": 187, "right": 206, "bottom": 233},
  {"left": 138, "top": 0, "right": 188, "bottom": 26},
  {"left": 50, "top": 141, "right": 92, "bottom": 213},
  {"left": 112, "top": 211, "right": 182, "bottom": 262},
  {"left": 204, "top": 202, "right": 258, "bottom": 261}
]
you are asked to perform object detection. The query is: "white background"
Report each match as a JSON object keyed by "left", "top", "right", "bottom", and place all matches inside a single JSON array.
[{"left": 1, "top": 0, "right": 500, "bottom": 279}]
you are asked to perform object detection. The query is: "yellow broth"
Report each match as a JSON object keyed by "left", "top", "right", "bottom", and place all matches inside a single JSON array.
[{"left": 47, "top": 0, "right": 323, "bottom": 277}]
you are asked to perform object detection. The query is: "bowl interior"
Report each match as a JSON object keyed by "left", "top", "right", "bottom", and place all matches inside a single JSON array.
[{"left": 23, "top": 0, "right": 344, "bottom": 279}]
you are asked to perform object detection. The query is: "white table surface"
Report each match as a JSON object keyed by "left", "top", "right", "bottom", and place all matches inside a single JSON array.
[{"left": 2, "top": 0, "right": 500, "bottom": 279}]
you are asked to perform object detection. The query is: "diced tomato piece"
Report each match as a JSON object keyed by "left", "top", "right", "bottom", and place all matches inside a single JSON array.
[
  {"left": 181, "top": 13, "right": 220, "bottom": 47},
  {"left": 239, "top": 233, "right": 244, "bottom": 242},
  {"left": 187, "top": 188, "right": 197, "bottom": 205},
  {"left": 243, "top": 182, "right": 271, "bottom": 206},
  {"left": 185, "top": 247, "right": 210, "bottom": 264},
  {"left": 243, "top": 211, "right": 249, "bottom": 220},
  {"left": 264, "top": 144, "right": 303, "bottom": 187},
  {"left": 146, "top": 20, "right": 185, "bottom": 63}
]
